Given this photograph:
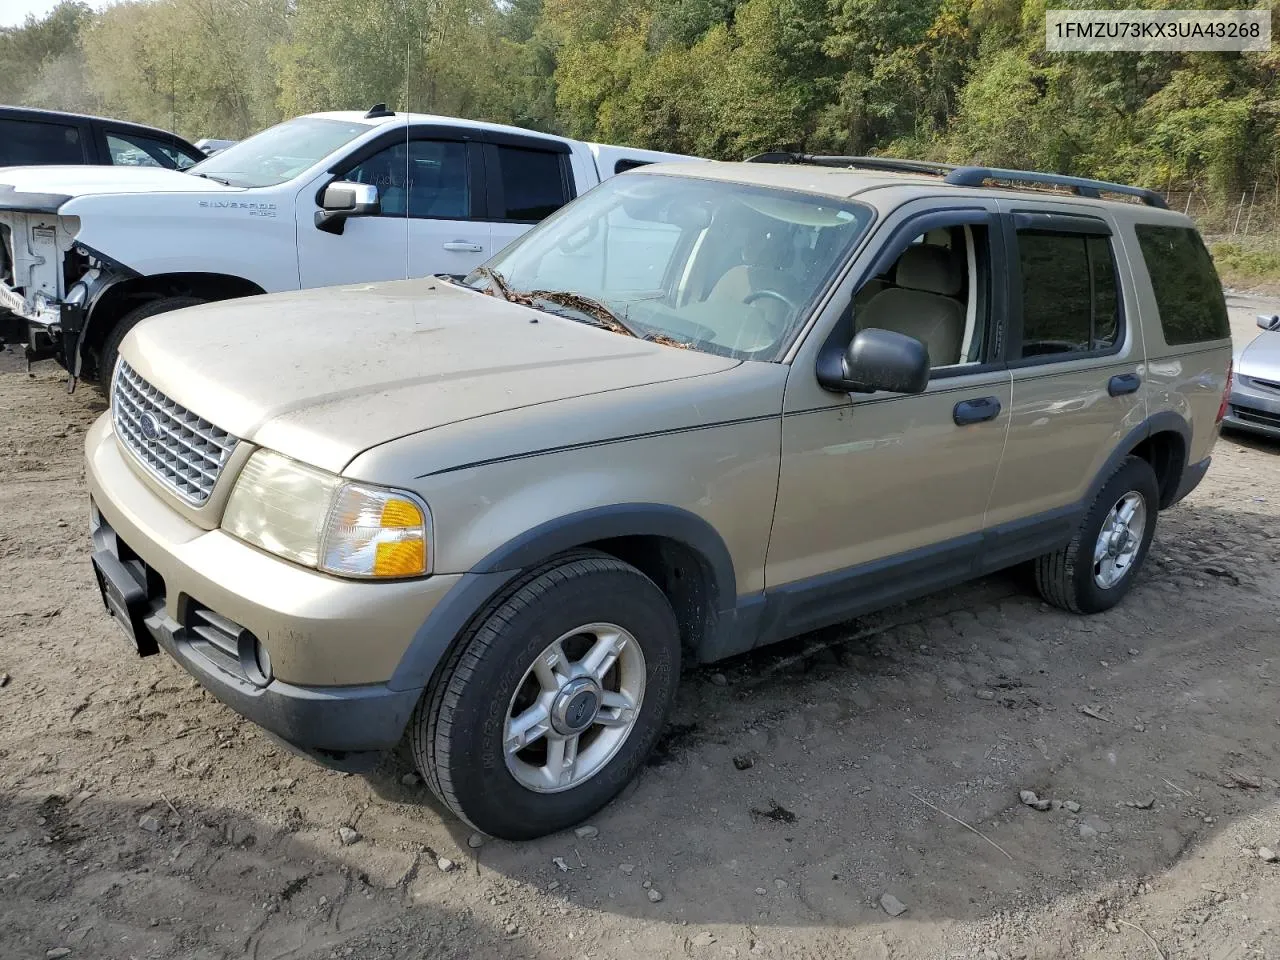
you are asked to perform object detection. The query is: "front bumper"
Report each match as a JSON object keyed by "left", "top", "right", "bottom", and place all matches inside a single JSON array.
[
  {"left": 0, "top": 283, "right": 78, "bottom": 365},
  {"left": 85, "top": 412, "right": 463, "bottom": 756},
  {"left": 1223, "top": 374, "right": 1280, "bottom": 440}
]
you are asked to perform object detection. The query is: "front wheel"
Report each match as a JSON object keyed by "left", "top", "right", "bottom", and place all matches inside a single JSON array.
[
  {"left": 411, "top": 551, "right": 681, "bottom": 839},
  {"left": 1033, "top": 455, "right": 1160, "bottom": 613}
]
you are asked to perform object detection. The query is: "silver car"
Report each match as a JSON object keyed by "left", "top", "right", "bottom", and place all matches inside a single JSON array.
[{"left": 1224, "top": 314, "right": 1280, "bottom": 440}]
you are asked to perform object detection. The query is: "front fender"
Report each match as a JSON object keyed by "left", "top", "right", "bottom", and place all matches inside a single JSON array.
[{"left": 384, "top": 504, "right": 739, "bottom": 693}]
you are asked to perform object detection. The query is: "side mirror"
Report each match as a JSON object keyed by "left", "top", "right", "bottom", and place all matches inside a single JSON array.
[
  {"left": 817, "top": 327, "right": 930, "bottom": 395},
  {"left": 1258, "top": 314, "right": 1280, "bottom": 332},
  {"left": 315, "top": 181, "right": 380, "bottom": 235}
]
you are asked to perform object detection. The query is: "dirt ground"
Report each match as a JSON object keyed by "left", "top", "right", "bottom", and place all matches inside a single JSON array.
[{"left": 2, "top": 296, "right": 1279, "bottom": 960}]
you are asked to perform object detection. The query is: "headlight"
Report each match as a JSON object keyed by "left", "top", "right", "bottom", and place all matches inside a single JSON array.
[{"left": 222, "top": 449, "right": 430, "bottom": 578}]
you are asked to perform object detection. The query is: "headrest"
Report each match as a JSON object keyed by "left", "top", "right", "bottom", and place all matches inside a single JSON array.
[{"left": 895, "top": 245, "right": 962, "bottom": 297}]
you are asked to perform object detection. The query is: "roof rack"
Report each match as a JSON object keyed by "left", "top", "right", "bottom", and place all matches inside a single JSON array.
[
  {"left": 744, "top": 152, "right": 1168, "bottom": 209},
  {"left": 745, "top": 152, "right": 957, "bottom": 176},
  {"left": 944, "top": 167, "right": 1167, "bottom": 208}
]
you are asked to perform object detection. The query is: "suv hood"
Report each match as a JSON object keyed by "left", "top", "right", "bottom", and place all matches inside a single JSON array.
[
  {"left": 123, "top": 279, "right": 739, "bottom": 474},
  {"left": 0, "top": 165, "right": 239, "bottom": 207}
]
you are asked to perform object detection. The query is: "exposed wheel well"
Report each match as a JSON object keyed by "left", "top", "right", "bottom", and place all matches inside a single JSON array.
[
  {"left": 82, "top": 273, "right": 265, "bottom": 379},
  {"left": 1128, "top": 429, "right": 1187, "bottom": 509},
  {"left": 580, "top": 535, "right": 717, "bottom": 658}
]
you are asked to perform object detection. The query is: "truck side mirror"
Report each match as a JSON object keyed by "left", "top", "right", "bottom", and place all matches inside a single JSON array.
[
  {"left": 817, "top": 327, "right": 931, "bottom": 395},
  {"left": 315, "top": 181, "right": 380, "bottom": 235},
  {"left": 1257, "top": 314, "right": 1280, "bottom": 332}
]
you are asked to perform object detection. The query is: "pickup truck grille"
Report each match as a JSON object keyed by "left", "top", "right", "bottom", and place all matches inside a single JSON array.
[{"left": 112, "top": 361, "right": 238, "bottom": 506}]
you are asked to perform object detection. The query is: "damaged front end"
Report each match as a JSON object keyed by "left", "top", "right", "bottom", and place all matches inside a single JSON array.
[{"left": 1, "top": 201, "right": 133, "bottom": 381}]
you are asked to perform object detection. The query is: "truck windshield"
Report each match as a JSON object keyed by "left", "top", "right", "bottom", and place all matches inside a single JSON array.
[
  {"left": 465, "top": 173, "right": 873, "bottom": 361},
  {"left": 187, "top": 117, "right": 373, "bottom": 188}
]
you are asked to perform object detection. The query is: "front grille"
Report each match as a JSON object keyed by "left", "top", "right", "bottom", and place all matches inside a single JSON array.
[
  {"left": 1231, "top": 404, "right": 1280, "bottom": 429},
  {"left": 113, "top": 360, "right": 238, "bottom": 505},
  {"left": 1248, "top": 376, "right": 1280, "bottom": 394}
]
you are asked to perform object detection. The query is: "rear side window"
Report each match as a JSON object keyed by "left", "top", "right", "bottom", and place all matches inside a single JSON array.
[
  {"left": 495, "top": 146, "right": 568, "bottom": 221},
  {"left": 1017, "top": 231, "right": 1120, "bottom": 359},
  {"left": 0, "top": 119, "right": 85, "bottom": 166},
  {"left": 1134, "top": 224, "right": 1229, "bottom": 344}
]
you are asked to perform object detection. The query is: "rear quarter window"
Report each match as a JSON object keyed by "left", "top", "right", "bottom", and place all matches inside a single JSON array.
[{"left": 1134, "top": 224, "right": 1229, "bottom": 345}]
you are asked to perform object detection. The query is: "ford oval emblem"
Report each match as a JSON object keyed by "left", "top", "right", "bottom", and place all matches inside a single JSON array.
[{"left": 139, "top": 413, "right": 161, "bottom": 442}]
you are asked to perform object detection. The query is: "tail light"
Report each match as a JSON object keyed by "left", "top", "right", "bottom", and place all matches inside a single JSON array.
[{"left": 1216, "top": 360, "right": 1232, "bottom": 424}]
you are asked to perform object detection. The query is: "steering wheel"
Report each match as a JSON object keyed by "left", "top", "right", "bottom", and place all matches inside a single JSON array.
[{"left": 744, "top": 289, "right": 799, "bottom": 312}]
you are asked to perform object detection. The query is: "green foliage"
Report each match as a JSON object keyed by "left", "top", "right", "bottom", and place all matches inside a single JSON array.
[
  {"left": 0, "top": 1, "right": 96, "bottom": 111},
  {"left": 1209, "top": 241, "right": 1280, "bottom": 290},
  {"left": 0, "top": 0, "right": 1274, "bottom": 210},
  {"left": 79, "top": 0, "right": 288, "bottom": 138}
]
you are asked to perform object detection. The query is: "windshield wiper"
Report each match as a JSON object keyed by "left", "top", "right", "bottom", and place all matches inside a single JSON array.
[
  {"left": 472, "top": 269, "right": 641, "bottom": 339},
  {"left": 528, "top": 290, "right": 641, "bottom": 338},
  {"left": 473, "top": 265, "right": 519, "bottom": 302},
  {"left": 191, "top": 172, "right": 232, "bottom": 185}
]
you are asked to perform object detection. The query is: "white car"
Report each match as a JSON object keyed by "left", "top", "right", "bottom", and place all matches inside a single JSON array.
[
  {"left": 0, "top": 105, "right": 701, "bottom": 384},
  {"left": 193, "top": 138, "right": 238, "bottom": 156}
]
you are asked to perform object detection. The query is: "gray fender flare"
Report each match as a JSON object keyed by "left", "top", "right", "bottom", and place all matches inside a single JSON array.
[{"left": 386, "top": 504, "right": 738, "bottom": 692}]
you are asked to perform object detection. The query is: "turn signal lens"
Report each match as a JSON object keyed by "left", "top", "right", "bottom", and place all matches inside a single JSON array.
[{"left": 319, "top": 484, "right": 430, "bottom": 578}]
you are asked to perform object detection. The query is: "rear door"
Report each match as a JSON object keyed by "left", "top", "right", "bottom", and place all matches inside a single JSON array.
[
  {"left": 0, "top": 116, "right": 90, "bottom": 166},
  {"left": 983, "top": 206, "right": 1147, "bottom": 532},
  {"left": 484, "top": 139, "right": 577, "bottom": 257}
]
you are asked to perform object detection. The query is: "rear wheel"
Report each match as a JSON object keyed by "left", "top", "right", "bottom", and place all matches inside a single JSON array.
[
  {"left": 97, "top": 296, "right": 205, "bottom": 390},
  {"left": 411, "top": 551, "right": 681, "bottom": 839},
  {"left": 1033, "top": 456, "right": 1160, "bottom": 613}
]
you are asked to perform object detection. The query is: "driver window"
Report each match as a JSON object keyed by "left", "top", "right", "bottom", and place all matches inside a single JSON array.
[
  {"left": 343, "top": 140, "right": 470, "bottom": 219},
  {"left": 853, "top": 224, "right": 992, "bottom": 371}
]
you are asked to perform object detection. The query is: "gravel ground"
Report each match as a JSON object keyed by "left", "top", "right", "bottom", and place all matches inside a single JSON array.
[{"left": 1, "top": 295, "right": 1278, "bottom": 960}]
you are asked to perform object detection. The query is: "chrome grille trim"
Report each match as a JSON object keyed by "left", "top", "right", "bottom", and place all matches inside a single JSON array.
[{"left": 112, "top": 360, "right": 238, "bottom": 506}]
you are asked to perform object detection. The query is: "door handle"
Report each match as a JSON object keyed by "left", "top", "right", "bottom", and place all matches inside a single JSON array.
[
  {"left": 953, "top": 396, "right": 1002, "bottom": 425},
  {"left": 1108, "top": 373, "right": 1141, "bottom": 397},
  {"left": 442, "top": 241, "right": 483, "bottom": 253}
]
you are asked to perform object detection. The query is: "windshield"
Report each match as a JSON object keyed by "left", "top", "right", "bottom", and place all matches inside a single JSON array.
[
  {"left": 465, "top": 173, "right": 873, "bottom": 360},
  {"left": 188, "top": 117, "right": 374, "bottom": 188}
]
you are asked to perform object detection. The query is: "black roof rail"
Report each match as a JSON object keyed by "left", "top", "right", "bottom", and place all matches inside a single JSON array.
[
  {"left": 745, "top": 152, "right": 957, "bottom": 176},
  {"left": 364, "top": 102, "right": 396, "bottom": 119},
  {"left": 943, "top": 166, "right": 1168, "bottom": 208}
]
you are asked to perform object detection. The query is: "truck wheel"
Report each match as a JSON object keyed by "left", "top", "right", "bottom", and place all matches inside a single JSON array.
[
  {"left": 411, "top": 551, "right": 681, "bottom": 839},
  {"left": 1033, "top": 456, "right": 1160, "bottom": 614},
  {"left": 98, "top": 296, "right": 205, "bottom": 389}
]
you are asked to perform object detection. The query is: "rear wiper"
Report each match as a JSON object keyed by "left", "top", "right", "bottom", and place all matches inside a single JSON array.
[
  {"left": 528, "top": 290, "right": 641, "bottom": 339},
  {"left": 191, "top": 172, "right": 232, "bottom": 185}
]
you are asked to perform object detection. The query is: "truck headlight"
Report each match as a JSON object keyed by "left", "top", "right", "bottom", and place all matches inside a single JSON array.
[{"left": 222, "top": 449, "right": 430, "bottom": 578}]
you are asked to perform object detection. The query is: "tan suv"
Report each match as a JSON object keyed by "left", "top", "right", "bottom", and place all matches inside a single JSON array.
[{"left": 85, "top": 156, "right": 1232, "bottom": 839}]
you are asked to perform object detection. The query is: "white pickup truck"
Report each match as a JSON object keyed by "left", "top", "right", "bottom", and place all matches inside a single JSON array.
[{"left": 0, "top": 106, "right": 699, "bottom": 385}]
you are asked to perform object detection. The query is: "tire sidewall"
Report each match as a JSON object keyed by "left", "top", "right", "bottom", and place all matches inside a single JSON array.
[
  {"left": 438, "top": 565, "right": 679, "bottom": 839},
  {"left": 1072, "top": 458, "right": 1160, "bottom": 612},
  {"left": 100, "top": 296, "right": 205, "bottom": 387}
]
